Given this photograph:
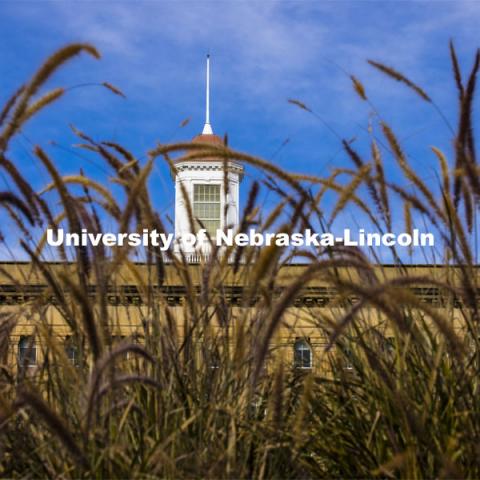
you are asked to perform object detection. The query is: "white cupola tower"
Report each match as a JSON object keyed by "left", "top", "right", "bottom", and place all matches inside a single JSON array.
[{"left": 173, "top": 55, "right": 244, "bottom": 260}]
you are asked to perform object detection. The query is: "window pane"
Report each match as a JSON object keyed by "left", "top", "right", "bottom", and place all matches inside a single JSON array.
[
  {"left": 194, "top": 184, "right": 220, "bottom": 203},
  {"left": 302, "top": 349, "right": 311, "bottom": 368},
  {"left": 194, "top": 203, "right": 220, "bottom": 219}
]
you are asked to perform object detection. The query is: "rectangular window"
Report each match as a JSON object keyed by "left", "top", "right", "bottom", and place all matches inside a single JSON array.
[
  {"left": 18, "top": 335, "right": 36, "bottom": 367},
  {"left": 64, "top": 336, "right": 79, "bottom": 366},
  {"left": 193, "top": 184, "right": 221, "bottom": 237}
]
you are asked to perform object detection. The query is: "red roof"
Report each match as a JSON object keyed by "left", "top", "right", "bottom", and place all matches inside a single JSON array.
[{"left": 192, "top": 133, "right": 223, "bottom": 145}]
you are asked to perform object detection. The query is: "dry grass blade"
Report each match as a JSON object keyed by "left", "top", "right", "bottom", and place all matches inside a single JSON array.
[
  {"left": 462, "top": 181, "right": 474, "bottom": 232},
  {"left": 368, "top": 59, "right": 431, "bottom": 102},
  {"left": 117, "top": 159, "right": 153, "bottom": 234},
  {"left": 35, "top": 146, "right": 92, "bottom": 279},
  {"left": 388, "top": 183, "right": 439, "bottom": 230},
  {"left": 287, "top": 98, "right": 312, "bottom": 112},
  {"left": 342, "top": 140, "right": 383, "bottom": 218},
  {"left": 372, "top": 140, "right": 391, "bottom": 230},
  {"left": 102, "top": 82, "right": 126, "bottom": 98},
  {"left": 431, "top": 147, "right": 451, "bottom": 197},
  {"left": 457, "top": 51, "right": 480, "bottom": 201},
  {"left": 3, "top": 203, "right": 32, "bottom": 240},
  {"left": 329, "top": 164, "right": 371, "bottom": 226},
  {"left": 59, "top": 273, "right": 102, "bottom": 361},
  {"left": 449, "top": 40, "right": 464, "bottom": 99},
  {"left": 0, "top": 84, "right": 25, "bottom": 127},
  {"left": 350, "top": 75, "right": 367, "bottom": 100},
  {"left": 233, "top": 181, "right": 260, "bottom": 272},
  {"left": 20, "top": 88, "right": 64, "bottom": 125},
  {"left": 0, "top": 191, "right": 35, "bottom": 225},
  {"left": 382, "top": 122, "right": 445, "bottom": 222},
  {"left": 404, "top": 201, "right": 413, "bottom": 255},
  {"left": 35, "top": 146, "right": 81, "bottom": 234},
  {"left": 0, "top": 153, "right": 40, "bottom": 219},
  {"left": 404, "top": 200, "right": 412, "bottom": 236},
  {"left": 101, "top": 142, "right": 140, "bottom": 173}
]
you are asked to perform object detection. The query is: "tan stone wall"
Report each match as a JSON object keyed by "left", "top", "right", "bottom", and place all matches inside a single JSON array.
[{"left": 0, "top": 262, "right": 475, "bottom": 374}]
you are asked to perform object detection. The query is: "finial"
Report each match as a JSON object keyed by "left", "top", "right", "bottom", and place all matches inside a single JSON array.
[{"left": 202, "top": 54, "right": 213, "bottom": 135}]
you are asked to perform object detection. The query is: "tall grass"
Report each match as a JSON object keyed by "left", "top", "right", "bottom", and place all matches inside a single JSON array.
[{"left": 0, "top": 43, "right": 479, "bottom": 478}]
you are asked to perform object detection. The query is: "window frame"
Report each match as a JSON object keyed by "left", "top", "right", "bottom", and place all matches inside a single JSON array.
[
  {"left": 18, "top": 335, "right": 37, "bottom": 367},
  {"left": 192, "top": 182, "right": 223, "bottom": 237},
  {"left": 293, "top": 338, "right": 313, "bottom": 370},
  {"left": 64, "top": 336, "right": 79, "bottom": 366}
]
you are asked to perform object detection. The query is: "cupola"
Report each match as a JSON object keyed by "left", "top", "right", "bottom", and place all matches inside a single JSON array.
[{"left": 173, "top": 55, "right": 244, "bottom": 261}]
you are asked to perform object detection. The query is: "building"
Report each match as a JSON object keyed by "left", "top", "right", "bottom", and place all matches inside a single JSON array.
[{"left": 0, "top": 57, "right": 470, "bottom": 375}]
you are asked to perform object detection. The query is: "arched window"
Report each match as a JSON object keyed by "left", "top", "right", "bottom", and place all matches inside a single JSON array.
[
  {"left": 294, "top": 338, "right": 312, "bottom": 369},
  {"left": 18, "top": 335, "right": 36, "bottom": 367}
]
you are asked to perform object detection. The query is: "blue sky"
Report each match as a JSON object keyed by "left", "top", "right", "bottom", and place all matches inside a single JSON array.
[{"left": 1, "top": 1, "right": 479, "bottom": 261}]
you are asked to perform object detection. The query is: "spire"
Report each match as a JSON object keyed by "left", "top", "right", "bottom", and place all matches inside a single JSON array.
[{"left": 202, "top": 54, "right": 213, "bottom": 135}]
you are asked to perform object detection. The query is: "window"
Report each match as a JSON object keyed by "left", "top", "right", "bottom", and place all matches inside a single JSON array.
[
  {"left": 209, "top": 348, "right": 221, "bottom": 370},
  {"left": 294, "top": 339, "right": 312, "bottom": 369},
  {"left": 18, "top": 335, "right": 36, "bottom": 367},
  {"left": 64, "top": 336, "right": 79, "bottom": 366},
  {"left": 193, "top": 184, "right": 221, "bottom": 237},
  {"left": 383, "top": 337, "right": 395, "bottom": 355},
  {"left": 342, "top": 344, "right": 354, "bottom": 371}
]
